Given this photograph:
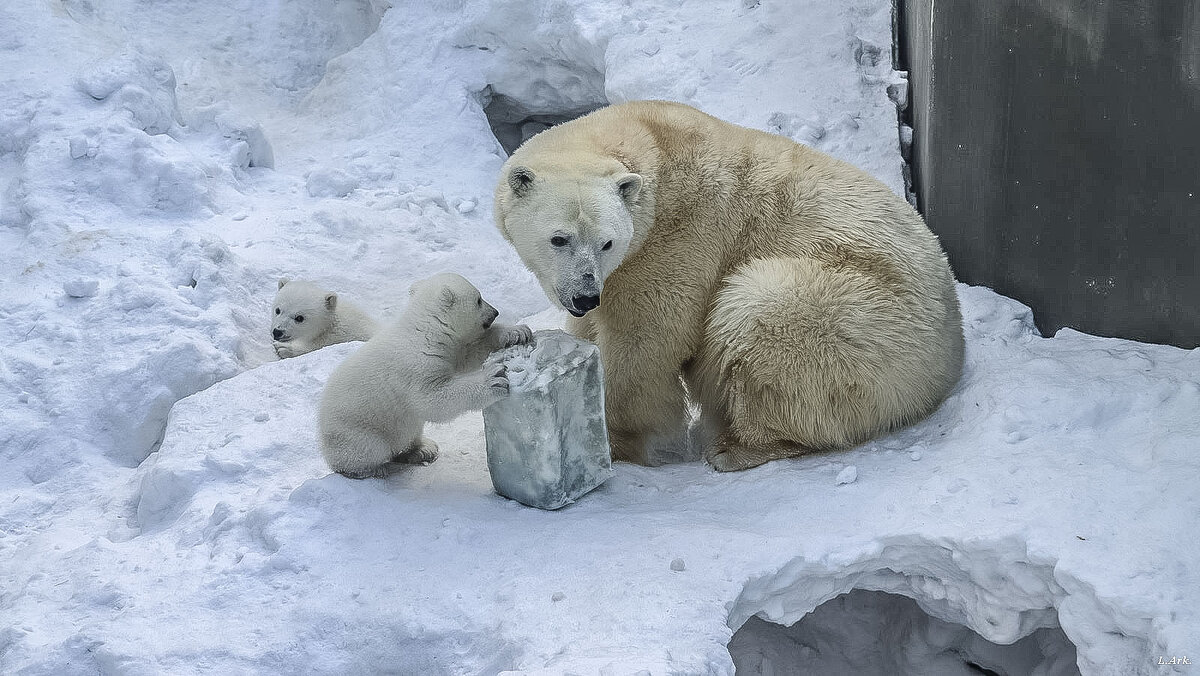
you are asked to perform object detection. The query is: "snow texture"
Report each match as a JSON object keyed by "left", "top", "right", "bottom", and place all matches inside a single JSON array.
[
  {"left": 484, "top": 330, "right": 613, "bottom": 510},
  {"left": 0, "top": 0, "right": 1195, "bottom": 673}
]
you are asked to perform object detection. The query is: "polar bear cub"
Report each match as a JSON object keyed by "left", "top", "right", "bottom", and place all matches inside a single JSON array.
[
  {"left": 272, "top": 278, "right": 380, "bottom": 358},
  {"left": 318, "top": 273, "right": 533, "bottom": 479}
]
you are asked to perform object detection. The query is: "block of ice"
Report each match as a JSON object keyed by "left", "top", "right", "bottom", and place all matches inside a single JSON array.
[{"left": 483, "top": 330, "right": 613, "bottom": 510}]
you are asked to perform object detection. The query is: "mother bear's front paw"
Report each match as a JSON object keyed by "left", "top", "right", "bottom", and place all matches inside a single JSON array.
[
  {"left": 705, "top": 445, "right": 755, "bottom": 473},
  {"left": 705, "top": 435, "right": 800, "bottom": 472}
]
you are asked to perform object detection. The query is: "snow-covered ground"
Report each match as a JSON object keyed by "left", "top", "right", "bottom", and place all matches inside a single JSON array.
[{"left": 1, "top": 1, "right": 1195, "bottom": 674}]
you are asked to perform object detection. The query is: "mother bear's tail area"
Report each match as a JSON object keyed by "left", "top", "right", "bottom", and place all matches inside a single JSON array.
[{"left": 695, "top": 256, "right": 953, "bottom": 472}]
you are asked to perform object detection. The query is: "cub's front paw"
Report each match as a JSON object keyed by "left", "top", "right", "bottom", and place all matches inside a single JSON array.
[
  {"left": 502, "top": 324, "right": 533, "bottom": 347},
  {"left": 487, "top": 365, "right": 510, "bottom": 396}
]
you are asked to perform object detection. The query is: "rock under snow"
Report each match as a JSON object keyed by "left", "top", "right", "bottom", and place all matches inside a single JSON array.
[
  {"left": 62, "top": 279, "right": 99, "bottom": 298},
  {"left": 836, "top": 465, "right": 859, "bottom": 485}
]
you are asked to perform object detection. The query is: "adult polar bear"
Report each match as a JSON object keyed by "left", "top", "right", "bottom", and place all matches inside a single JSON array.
[{"left": 494, "top": 100, "right": 964, "bottom": 471}]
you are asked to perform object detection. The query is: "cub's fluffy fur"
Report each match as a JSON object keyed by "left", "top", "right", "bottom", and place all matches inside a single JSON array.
[
  {"left": 272, "top": 278, "right": 379, "bottom": 358},
  {"left": 318, "top": 273, "right": 531, "bottom": 478}
]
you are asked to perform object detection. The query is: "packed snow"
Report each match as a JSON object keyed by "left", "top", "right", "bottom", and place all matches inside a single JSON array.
[{"left": 1, "top": 0, "right": 1195, "bottom": 674}]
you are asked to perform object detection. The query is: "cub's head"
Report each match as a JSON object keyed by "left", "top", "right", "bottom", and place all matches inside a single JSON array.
[
  {"left": 272, "top": 278, "right": 336, "bottom": 344},
  {"left": 408, "top": 273, "right": 498, "bottom": 339},
  {"left": 494, "top": 161, "right": 643, "bottom": 317}
]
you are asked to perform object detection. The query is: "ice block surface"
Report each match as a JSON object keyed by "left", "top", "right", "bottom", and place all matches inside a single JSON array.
[{"left": 483, "top": 330, "right": 612, "bottom": 510}]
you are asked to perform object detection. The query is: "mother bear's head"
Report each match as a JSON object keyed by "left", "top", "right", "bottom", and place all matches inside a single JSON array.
[{"left": 494, "top": 158, "right": 644, "bottom": 317}]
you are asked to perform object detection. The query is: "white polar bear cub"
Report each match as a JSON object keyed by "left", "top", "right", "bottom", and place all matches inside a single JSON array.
[
  {"left": 318, "top": 273, "right": 533, "bottom": 479},
  {"left": 272, "top": 278, "right": 380, "bottom": 358}
]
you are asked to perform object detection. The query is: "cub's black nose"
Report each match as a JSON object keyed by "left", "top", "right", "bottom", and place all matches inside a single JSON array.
[
  {"left": 272, "top": 328, "right": 283, "bottom": 339},
  {"left": 573, "top": 294, "right": 601, "bottom": 314}
]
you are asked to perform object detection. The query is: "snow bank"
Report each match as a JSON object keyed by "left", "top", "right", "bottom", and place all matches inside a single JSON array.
[
  {"left": 6, "top": 286, "right": 1196, "bottom": 673},
  {"left": 1, "top": 0, "right": 1195, "bottom": 673},
  {"left": 731, "top": 589, "right": 1079, "bottom": 674}
]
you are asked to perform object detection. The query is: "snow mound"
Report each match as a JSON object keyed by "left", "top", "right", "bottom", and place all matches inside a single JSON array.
[
  {"left": 4, "top": 285, "right": 1191, "bottom": 673},
  {"left": 135, "top": 343, "right": 350, "bottom": 533}
]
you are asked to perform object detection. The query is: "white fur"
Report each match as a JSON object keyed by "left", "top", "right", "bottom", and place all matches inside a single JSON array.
[
  {"left": 499, "top": 166, "right": 641, "bottom": 315},
  {"left": 272, "top": 278, "right": 380, "bottom": 358},
  {"left": 317, "top": 273, "right": 533, "bottom": 479},
  {"left": 494, "top": 100, "right": 964, "bottom": 471}
]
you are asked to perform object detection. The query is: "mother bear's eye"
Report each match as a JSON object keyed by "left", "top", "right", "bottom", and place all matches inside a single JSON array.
[
  {"left": 550, "top": 236, "right": 569, "bottom": 247},
  {"left": 275, "top": 308, "right": 280, "bottom": 315},
  {"left": 601, "top": 240, "right": 613, "bottom": 251},
  {"left": 295, "top": 315, "right": 305, "bottom": 323}
]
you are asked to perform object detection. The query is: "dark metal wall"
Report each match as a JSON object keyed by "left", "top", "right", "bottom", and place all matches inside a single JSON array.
[{"left": 900, "top": 0, "right": 1200, "bottom": 348}]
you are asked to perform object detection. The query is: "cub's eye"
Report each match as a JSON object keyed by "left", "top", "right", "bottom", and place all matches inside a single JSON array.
[
  {"left": 295, "top": 315, "right": 305, "bottom": 323},
  {"left": 274, "top": 308, "right": 280, "bottom": 315},
  {"left": 550, "top": 236, "right": 569, "bottom": 247},
  {"left": 601, "top": 240, "right": 613, "bottom": 251},
  {"left": 476, "top": 297, "right": 482, "bottom": 307}
]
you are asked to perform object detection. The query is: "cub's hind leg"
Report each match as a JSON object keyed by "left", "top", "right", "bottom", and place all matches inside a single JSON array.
[
  {"left": 394, "top": 435, "right": 439, "bottom": 465},
  {"left": 320, "top": 426, "right": 399, "bottom": 479}
]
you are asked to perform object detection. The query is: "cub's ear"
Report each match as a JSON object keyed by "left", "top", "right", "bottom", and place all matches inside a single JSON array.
[
  {"left": 508, "top": 166, "right": 535, "bottom": 197},
  {"left": 616, "top": 173, "right": 643, "bottom": 203},
  {"left": 278, "top": 277, "right": 291, "bottom": 290},
  {"left": 324, "top": 292, "right": 338, "bottom": 310}
]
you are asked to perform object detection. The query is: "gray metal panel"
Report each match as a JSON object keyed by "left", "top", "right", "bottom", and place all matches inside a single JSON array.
[{"left": 902, "top": 0, "right": 1200, "bottom": 348}]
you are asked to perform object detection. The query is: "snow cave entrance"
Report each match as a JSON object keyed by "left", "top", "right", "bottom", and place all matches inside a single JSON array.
[
  {"left": 483, "top": 89, "right": 606, "bottom": 156},
  {"left": 728, "top": 589, "right": 1081, "bottom": 675}
]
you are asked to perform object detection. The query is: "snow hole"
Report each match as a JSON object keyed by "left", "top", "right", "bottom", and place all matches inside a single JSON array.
[
  {"left": 483, "top": 91, "right": 605, "bottom": 156},
  {"left": 729, "top": 589, "right": 1081, "bottom": 675},
  {"left": 472, "top": 12, "right": 611, "bottom": 153}
]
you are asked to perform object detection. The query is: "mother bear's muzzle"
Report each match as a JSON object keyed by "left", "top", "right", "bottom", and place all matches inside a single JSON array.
[{"left": 568, "top": 293, "right": 601, "bottom": 316}]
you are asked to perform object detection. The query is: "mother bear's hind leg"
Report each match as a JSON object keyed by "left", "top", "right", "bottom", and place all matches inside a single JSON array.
[{"left": 700, "top": 257, "right": 907, "bottom": 471}]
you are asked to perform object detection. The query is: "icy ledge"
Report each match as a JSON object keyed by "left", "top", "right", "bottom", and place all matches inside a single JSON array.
[
  {"left": 729, "top": 536, "right": 1150, "bottom": 674},
  {"left": 5, "top": 286, "right": 1193, "bottom": 674}
]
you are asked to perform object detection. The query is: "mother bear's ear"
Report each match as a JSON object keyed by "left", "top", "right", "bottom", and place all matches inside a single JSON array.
[
  {"left": 616, "top": 173, "right": 642, "bottom": 203},
  {"left": 508, "top": 166, "right": 535, "bottom": 197}
]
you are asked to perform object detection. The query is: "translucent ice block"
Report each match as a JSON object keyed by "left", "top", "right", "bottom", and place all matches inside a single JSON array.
[{"left": 483, "top": 330, "right": 613, "bottom": 510}]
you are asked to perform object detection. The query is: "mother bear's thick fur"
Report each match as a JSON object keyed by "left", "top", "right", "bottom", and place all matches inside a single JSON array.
[{"left": 494, "top": 100, "right": 964, "bottom": 471}]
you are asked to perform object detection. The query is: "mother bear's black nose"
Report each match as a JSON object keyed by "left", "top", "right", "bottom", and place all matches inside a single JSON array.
[
  {"left": 272, "top": 328, "right": 283, "bottom": 339},
  {"left": 573, "top": 294, "right": 601, "bottom": 313}
]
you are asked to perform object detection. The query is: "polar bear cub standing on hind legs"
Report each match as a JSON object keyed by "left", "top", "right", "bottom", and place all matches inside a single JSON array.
[
  {"left": 318, "top": 273, "right": 532, "bottom": 479},
  {"left": 272, "top": 278, "right": 380, "bottom": 358}
]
